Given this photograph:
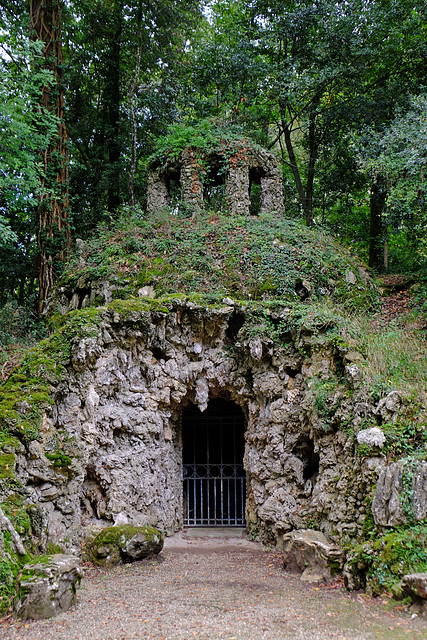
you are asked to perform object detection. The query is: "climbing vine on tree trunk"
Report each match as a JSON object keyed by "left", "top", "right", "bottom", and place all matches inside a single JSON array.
[{"left": 29, "top": 0, "right": 71, "bottom": 313}]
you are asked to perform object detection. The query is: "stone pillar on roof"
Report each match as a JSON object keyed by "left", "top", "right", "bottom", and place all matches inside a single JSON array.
[
  {"left": 260, "top": 169, "right": 285, "bottom": 215},
  {"left": 146, "top": 167, "right": 170, "bottom": 217},
  {"left": 225, "top": 165, "right": 250, "bottom": 216},
  {"left": 180, "top": 147, "right": 204, "bottom": 213},
  {"left": 258, "top": 149, "right": 285, "bottom": 216}
]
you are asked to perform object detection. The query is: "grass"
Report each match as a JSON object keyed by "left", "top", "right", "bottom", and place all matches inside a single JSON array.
[{"left": 344, "top": 312, "right": 427, "bottom": 404}]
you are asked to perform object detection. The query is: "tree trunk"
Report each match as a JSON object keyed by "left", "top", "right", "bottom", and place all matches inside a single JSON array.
[
  {"left": 105, "top": 3, "right": 123, "bottom": 213},
  {"left": 305, "top": 97, "right": 320, "bottom": 227},
  {"left": 29, "top": 0, "right": 71, "bottom": 313},
  {"left": 127, "top": 0, "right": 143, "bottom": 209},
  {"left": 280, "top": 99, "right": 314, "bottom": 226},
  {"left": 368, "top": 176, "right": 387, "bottom": 271}
]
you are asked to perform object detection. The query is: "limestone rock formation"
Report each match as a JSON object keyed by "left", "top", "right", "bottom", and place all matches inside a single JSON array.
[
  {"left": 356, "top": 427, "right": 386, "bottom": 450},
  {"left": 372, "top": 461, "right": 427, "bottom": 527},
  {"left": 0, "top": 298, "right": 402, "bottom": 553},
  {"left": 282, "top": 529, "right": 345, "bottom": 583},
  {"left": 14, "top": 554, "right": 82, "bottom": 620}
]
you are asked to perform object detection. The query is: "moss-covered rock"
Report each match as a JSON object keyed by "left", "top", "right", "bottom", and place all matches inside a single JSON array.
[
  {"left": 343, "top": 523, "right": 427, "bottom": 595},
  {"left": 88, "top": 525, "right": 164, "bottom": 567},
  {"left": 14, "top": 554, "right": 82, "bottom": 620}
]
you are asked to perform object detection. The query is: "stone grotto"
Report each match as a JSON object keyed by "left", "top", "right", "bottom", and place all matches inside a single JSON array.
[
  {"left": 2, "top": 138, "right": 423, "bottom": 566},
  {"left": 9, "top": 297, "right": 406, "bottom": 553}
]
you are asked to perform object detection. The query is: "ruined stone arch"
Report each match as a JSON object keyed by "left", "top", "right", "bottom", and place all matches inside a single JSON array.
[{"left": 146, "top": 141, "right": 285, "bottom": 217}]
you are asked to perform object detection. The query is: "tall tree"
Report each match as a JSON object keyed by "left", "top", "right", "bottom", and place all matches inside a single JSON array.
[
  {"left": 360, "top": 94, "right": 427, "bottom": 271},
  {"left": 64, "top": 0, "right": 202, "bottom": 229},
  {"left": 29, "top": 0, "right": 71, "bottom": 311},
  {"left": 193, "top": 0, "right": 427, "bottom": 259}
]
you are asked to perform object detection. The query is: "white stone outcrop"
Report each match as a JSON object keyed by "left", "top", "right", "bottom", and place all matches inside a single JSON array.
[
  {"left": 282, "top": 529, "right": 345, "bottom": 583},
  {"left": 356, "top": 427, "right": 386, "bottom": 450}
]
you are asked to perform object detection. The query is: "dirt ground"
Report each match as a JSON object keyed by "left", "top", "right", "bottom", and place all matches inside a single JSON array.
[{"left": 1, "top": 531, "right": 426, "bottom": 640}]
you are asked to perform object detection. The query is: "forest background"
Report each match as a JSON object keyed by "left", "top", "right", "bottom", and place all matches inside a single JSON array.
[{"left": 0, "top": 0, "right": 427, "bottom": 333}]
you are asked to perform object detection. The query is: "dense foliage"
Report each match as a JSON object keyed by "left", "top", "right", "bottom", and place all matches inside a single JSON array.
[{"left": 1, "top": 0, "right": 427, "bottom": 311}]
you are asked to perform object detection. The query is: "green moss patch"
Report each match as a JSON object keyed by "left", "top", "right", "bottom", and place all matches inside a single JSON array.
[
  {"left": 0, "top": 306, "right": 105, "bottom": 448},
  {"left": 0, "top": 496, "right": 35, "bottom": 615},
  {"left": 346, "top": 523, "right": 427, "bottom": 596},
  {"left": 0, "top": 549, "right": 21, "bottom": 614},
  {"left": 60, "top": 209, "right": 377, "bottom": 312}
]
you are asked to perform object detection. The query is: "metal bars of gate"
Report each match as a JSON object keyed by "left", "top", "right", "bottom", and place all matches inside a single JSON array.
[
  {"left": 183, "top": 462, "right": 246, "bottom": 526},
  {"left": 182, "top": 399, "right": 246, "bottom": 526}
]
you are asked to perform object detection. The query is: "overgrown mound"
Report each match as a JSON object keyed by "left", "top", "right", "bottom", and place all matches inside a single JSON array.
[{"left": 57, "top": 209, "right": 376, "bottom": 312}]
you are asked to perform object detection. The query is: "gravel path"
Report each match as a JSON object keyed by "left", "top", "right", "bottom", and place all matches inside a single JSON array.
[{"left": 1, "top": 532, "right": 426, "bottom": 640}]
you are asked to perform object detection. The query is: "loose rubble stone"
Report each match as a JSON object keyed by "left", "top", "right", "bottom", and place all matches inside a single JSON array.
[
  {"left": 14, "top": 554, "right": 82, "bottom": 620},
  {"left": 345, "top": 271, "right": 357, "bottom": 285},
  {"left": 282, "top": 529, "right": 345, "bottom": 583}
]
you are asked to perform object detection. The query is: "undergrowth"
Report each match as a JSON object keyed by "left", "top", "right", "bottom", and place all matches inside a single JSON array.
[
  {"left": 0, "top": 300, "right": 47, "bottom": 384},
  {"left": 347, "top": 523, "right": 427, "bottom": 597},
  {"left": 61, "top": 207, "right": 376, "bottom": 311},
  {"left": 343, "top": 313, "right": 427, "bottom": 404}
]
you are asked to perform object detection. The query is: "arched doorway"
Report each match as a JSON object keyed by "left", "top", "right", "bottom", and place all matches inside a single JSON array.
[{"left": 182, "top": 399, "right": 246, "bottom": 527}]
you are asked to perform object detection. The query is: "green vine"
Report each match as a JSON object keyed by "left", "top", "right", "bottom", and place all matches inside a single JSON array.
[{"left": 400, "top": 457, "right": 420, "bottom": 525}]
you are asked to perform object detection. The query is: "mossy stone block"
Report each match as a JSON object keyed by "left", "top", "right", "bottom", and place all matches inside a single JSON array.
[
  {"left": 89, "top": 524, "right": 163, "bottom": 567},
  {"left": 14, "top": 554, "right": 82, "bottom": 620}
]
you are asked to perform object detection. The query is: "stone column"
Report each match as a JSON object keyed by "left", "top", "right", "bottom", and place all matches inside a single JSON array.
[
  {"left": 180, "top": 147, "right": 204, "bottom": 214},
  {"left": 225, "top": 165, "right": 250, "bottom": 216},
  {"left": 146, "top": 168, "right": 170, "bottom": 216},
  {"left": 260, "top": 167, "right": 285, "bottom": 216}
]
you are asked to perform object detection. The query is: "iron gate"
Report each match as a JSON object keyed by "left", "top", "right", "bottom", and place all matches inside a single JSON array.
[{"left": 182, "top": 400, "right": 246, "bottom": 526}]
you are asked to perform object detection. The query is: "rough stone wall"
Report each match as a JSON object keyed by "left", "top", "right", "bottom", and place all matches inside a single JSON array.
[
  {"left": 258, "top": 149, "right": 285, "bottom": 216},
  {"left": 260, "top": 172, "right": 285, "bottom": 216},
  {"left": 10, "top": 301, "right": 392, "bottom": 554},
  {"left": 146, "top": 144, "right": 285, "bottom": 217},
  {"left": 179, "top": 148, "right": 204, "bottom": 213},
  {"left": 146, "top": 168, "right": 171, "bottom": 216},
  {"left": 224, "top": 166, "right": 251, "bottom": 216}
]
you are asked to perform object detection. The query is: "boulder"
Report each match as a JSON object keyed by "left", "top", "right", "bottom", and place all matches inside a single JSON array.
[
  {"left": 282, "top": 529, "right": 345, "bottom": 583},
  {"left": 356, "top": 427, "right": 386, "bottom": 450},
  {"left": 89, "top": 524, "right": 163, "bottom": 567},
  {"left": 402, "top": 573, "right": 427, "bottom": 614},
  {"left": 14, "top": 554, "right": 82, "bottom": 620},
  {"left": 372, "top": 461, "right": 427, "bottom": 527}
]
